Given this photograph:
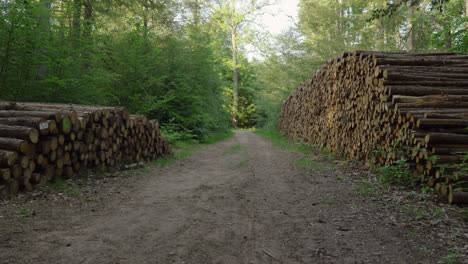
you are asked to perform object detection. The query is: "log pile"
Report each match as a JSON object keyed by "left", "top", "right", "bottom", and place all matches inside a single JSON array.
[
  {"left": 279, "top": 51, "right": 468, "bottom": 205},
  {"left": 0, "top": 102, "right": 170, "bottom": 197}
]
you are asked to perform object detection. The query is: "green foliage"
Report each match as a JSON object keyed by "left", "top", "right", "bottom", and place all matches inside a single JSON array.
[
  {"left": 18, "top": 207, "right": 34, "bottom": 219},
  {"left": 153, "top": 141, "right": 199, "bottom": 167},
  {"left": 0, "top": 0, "right": 231, "bottom": 141},
  {"left": 442, "top": 152, "right": 468, "bottom": 191},
  {"left": 221, "top": 59, "right": 259, "bottom": 128},
  {"left": 49, "top": 177, "right": 80, "bottom": 197},
  {"left": 3, "top": 0, "right": 468, "bottom": 141},
  {"left": 355, "top": 179, "right": 383, "bottom": 197},
  {"left": 200, "top": 129, "right": 235, "bottom": 144},
  {"left": 378, "top": 159, "right": 414, "bottom": 186},
  {"left": 295, "top": 158, "right": 321, "bottom": 172},
  {"left": 160, "top": 124, "right": 197, "bottom": 145},
  {"left": 439, "top": 248, "right": 463, "bottom": 264},
  {"left": 256, "top": 128, "right": 314, "bottom": 155},
  {"left": 253, "top": 29, "right": 315, "bottom": 129}
]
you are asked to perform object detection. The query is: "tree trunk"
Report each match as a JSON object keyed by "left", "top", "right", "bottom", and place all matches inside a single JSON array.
[
  {"left": 335, "top": 0, "right": 345, "bottom": 47},
  {"left": 231, "top": 26, "right": 239, "bottom": 128},
  {"left": 193, "top": 0, "right": 200, "bottom": 26},
  {"left": 441, "top": 2, "right": 452, "bottom": 50},
  {"left": 0, "top": 20, "right": 14, "bottom": 85},
  {"left": 82, "top": 0, "right": 93, "bottom": 70},
  {"left": 72, "top": 0, "right": 82, "bottom": 47},
  {"left": 465, "top": 0, "right": 468, "bottom": 17},
  {"left": 143, "top": 0, "right": 149, "bottom": 38},
  {"left": 465, "top": 0, "right": 468, "bottom": 30},
  {"left": 379, "top": 20, "right": 387, "bottom": 50},
  {"left": 444, "top": 30, "right": 452, "bottom": 50},
  {"left": 83, "top": 0, "right": 93, "bottom": 39},
  {"left": 406, "top": 1, "right": 415, "bottom": 51},
  {"left": 35, "top": 0, "right": 52, "bottom": 79}
]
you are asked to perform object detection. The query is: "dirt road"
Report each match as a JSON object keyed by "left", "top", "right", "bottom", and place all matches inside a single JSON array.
[{"left": 0, "top": 131, "right": 466, "bottom": 264}]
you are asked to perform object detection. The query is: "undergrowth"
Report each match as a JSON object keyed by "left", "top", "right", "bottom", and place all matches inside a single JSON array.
[
  {"left": 49, "top": 177, "right": 80, "bottom": 197},
  {"left": 377, "top": 158, "right": 414, "bottom": 186}
]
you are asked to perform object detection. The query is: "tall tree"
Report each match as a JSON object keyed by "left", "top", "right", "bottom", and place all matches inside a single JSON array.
[
  {"left": 209, "top": 0, "right": 274, "bottom": 127},
  {"left": 406, "top": 0, "right": 415, "bottom": 51}
]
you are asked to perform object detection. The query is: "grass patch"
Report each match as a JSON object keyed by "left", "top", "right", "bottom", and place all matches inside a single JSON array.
[
  {"left": 237, "top": 159, "right": 249, "bottom": 168},
  {"left": 355, "top": 179, "right": 383, "bottom": 197},
  {"left": 49, "top": 177, "right": 80, "bottom": 197},
  {"left": 18, "top": 207, "right": 34, "bottom": 218},
  {"left": 320, "top": 198, "right": 337, "bottom": 205},
  {"left": 256, "top": 128, "right": 339, "bottom": 173},
  {"left": 399, "top": 204, "right": 447, "bottom": 222},
  {"left": 224, "top": 143, "right": 243, "bottom": 155},
  {"left": 255, "top": 128, "right": 314, "bottom": 155},
  {"left": 295, "top": 158, "right": 320, "bottom": 171},
  {"left": 459, "top": 210, "right": 468, "bottom": 222},
  {"left": 355, "top": 158, "right": 417, "bottom": 199},
  {"left": 153, "top": 141, "right": 198, "bottom": 168},
  {"left": 201, "top": 130, "right": 234, "bottom": 144},
  {"left": 154, "top": 130, "right": 235, "bottom": 168},
  {"left": 125, "top": 166, "right": 151, "bottom": 175},
  {"left": 417, "top": 247, "right": 434, "bottom": 254},
  {"left": 229, "top": 159, "right": 249, "bottom": 169},
  {"left": 400, "top": 204, "right": 428, "bottom": 220},
  {"left": 439, "top": 248, "right": 463, "bottom": 264}
]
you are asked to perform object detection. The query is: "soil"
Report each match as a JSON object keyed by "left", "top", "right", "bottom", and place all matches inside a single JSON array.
[{"left": 0, "top": 130, "right": 467, "bottom": 264}]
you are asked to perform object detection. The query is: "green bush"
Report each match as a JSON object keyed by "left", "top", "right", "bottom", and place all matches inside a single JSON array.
[{"left": 378, "top": 159, "right": 414, "bottom": 186}]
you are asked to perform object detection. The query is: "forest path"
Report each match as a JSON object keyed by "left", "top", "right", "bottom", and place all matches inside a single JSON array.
[{"left": 0, "top": 131, "right": 463, "bottom": 264}]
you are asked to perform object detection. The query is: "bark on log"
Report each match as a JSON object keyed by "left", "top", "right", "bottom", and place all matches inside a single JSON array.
[
  {"left": 448, "top": 190, "right": 468, "bottom": 205},
  {"left": 0, "top": 110, "right": 62, "bottom": 122},
  {"left": 0, "top": 117, "right": 53, "bottom": 136},
  {"left": 0, "top": 137, "right": 36, "bottom": 157},
  {"left": 425, "top": 133, "right": 468, "bottom": 145},
  {"left": 0, "top": 150, "right": 17, "bottom": 167},
  {"left": 0, "top": 124, "right": 39, "bottom": 143},
  {"left": 0, "top": 168, "right": 10, "bottom": 182}
]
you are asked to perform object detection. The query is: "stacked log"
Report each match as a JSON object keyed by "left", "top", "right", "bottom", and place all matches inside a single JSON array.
[
  {"left": 0, "top": 102, "right": 170, "bottom": 197},
  {"left": 279, "top": 51, "right": 468, "bottom": 205}
]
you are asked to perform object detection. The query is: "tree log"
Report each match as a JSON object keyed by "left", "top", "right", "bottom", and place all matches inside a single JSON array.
[
  {"left": 425, "top": 133, "right": 468, "bottom": 145},
  {"left": 0, "top": 124, "right": 39, "bottom": 143},
  {"left": 0, "top": 110, "right": 62, "bottom": 122},
  {"left": 448, "top": 190, "right": 468, "bottom": 205},
  {"left": 417, "top": 118, "right": 468, "bottom": 128},
  {"left": 0, "top": 150, "right": 17, "bottom": 167},
  {"left": 0, "top": 117, "right": 53, "bottom": 136},
  {"left": 0, "top": 137, "right": 36, "bottom": 157},
  {"left": 0, "top": 168, "right": 10, "bottom": 182}
]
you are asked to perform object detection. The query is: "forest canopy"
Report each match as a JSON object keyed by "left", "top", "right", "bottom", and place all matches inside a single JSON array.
[{"left": 1, "top": 0, "right": 467, "bottom": 140}]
